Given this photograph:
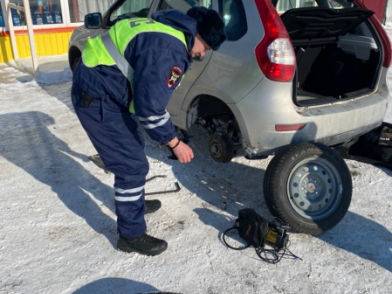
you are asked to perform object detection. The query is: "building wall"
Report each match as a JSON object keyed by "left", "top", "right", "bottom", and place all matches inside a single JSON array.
[
  {"left": 0, "top": 27, "right": 74, "bottom": 63},
  {"left": 0, "top": 0, "right": 117, "bottom": 63}
]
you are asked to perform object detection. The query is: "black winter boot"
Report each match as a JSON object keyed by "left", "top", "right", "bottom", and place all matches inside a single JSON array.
[
  {"left": 145, "top": 199, "right": 161, "bottom": 214},
  {"left": 117, "top": 233, "right": 168, "bottom": 256}
]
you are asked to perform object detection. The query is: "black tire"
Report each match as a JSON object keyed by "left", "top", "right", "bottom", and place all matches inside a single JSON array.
[
  {"left": 264, "top": 143, "right": 352, "bottom": 235},
  {"left": 208, "top": 134, "right": 233, "bottom": 163}
]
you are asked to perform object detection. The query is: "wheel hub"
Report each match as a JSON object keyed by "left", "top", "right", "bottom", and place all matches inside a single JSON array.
[
  {"left": 305, "top": 182, "right": 316, "bottom": 194},
  {"left": 288, "top": 158, "right": 341, "bottom": 219},
  {"left": 208, "top": 134, "right": 234, "bottom": 163},
  {"left": 210, "top": 140, "right": 223, "bottom": 157}
]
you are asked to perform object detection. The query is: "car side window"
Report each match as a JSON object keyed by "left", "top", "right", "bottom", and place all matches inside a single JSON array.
[
  {"left": 219, "top": 0, "right": 247, "bottom": 41},
  {"left": 157, "top": 0, "right": 213, "bottom": 13},
  {"left": 109, "top": 0, "right": 153, "bottom": 24}
]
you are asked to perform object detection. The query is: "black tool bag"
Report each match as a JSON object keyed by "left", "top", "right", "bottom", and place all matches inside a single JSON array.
[
  {"left": 379, "top": 123, "right": 392, "bottom": 148},
  {"left": 236, "top": 208, "right": 269, "bottom": 248},
  {"left": 223, "top": 208, "right": 300, "bottom": 264},
  {"left": 346, "top": 123, "right": 392, "bottom": 168}
]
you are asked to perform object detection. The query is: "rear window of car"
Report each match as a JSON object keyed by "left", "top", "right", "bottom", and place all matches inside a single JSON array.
[{"left": 274, "top": 0, "right": 354, "bottom": 13}]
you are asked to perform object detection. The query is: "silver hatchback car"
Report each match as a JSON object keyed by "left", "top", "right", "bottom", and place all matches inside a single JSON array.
[{"left": 69, "top": 0, "right": 391, "bottom": 235}]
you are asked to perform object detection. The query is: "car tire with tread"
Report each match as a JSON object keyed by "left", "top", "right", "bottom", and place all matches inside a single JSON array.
[{"left": 264, "top": 143, "right": 352, "bottom": 235}]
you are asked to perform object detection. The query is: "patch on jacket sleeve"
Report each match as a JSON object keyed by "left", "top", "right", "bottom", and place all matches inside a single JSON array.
[{"left": 167, "top": 66, "right": 183, "bottom": 88}]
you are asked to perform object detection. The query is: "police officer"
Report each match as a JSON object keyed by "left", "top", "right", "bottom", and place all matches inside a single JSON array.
[{"left": 71, "top": 7, "right": 226, "bottom": 256}]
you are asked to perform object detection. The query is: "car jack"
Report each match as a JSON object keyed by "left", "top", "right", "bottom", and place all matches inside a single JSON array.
[{"left": 145, "top": 175, "right": 181, "bottom": 196}]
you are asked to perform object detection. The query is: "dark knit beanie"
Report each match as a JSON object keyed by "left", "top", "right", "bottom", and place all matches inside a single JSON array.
[{"left": 187, "top": 7, "right": 226, "bottom": 50}]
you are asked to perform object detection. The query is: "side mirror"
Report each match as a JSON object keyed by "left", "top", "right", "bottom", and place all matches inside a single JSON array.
[{"left": 85, "top": 13, "right": 102, "bottom": 29}]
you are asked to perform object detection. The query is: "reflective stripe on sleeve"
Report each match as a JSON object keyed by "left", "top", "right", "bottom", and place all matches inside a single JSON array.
[
  {"left": 137, "top": 111, "right": 170, "bottom": 122},
  {"left": 142, "top": 117, "right": 171, "bottom": 129},
  {"left": 138, "top": 111, "right": 171, "bottom": 130}
]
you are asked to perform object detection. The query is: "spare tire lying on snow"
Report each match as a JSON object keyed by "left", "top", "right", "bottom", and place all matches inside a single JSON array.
[{"left": 264, "top": 143, "right": 352, "bottom": 235}]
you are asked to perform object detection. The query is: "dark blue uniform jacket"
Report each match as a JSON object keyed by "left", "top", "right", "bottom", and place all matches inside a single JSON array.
[{"left": 72, "top": 10, "right": 197, "bottom": 144}]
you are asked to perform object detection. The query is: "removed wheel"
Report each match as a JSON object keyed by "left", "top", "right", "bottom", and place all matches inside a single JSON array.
[{"left": 264, "top": 143, "right": 352, "bottom": 235}]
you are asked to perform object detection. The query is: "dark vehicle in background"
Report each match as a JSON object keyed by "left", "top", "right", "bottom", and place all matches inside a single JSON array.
[{"left": 68, "top": 0, "right": 392, "bottom": 235}]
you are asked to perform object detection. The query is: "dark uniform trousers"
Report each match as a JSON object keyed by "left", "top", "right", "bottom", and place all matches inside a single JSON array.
[{"left": 72, "top": 84, "right": 149, "bottom": 238}]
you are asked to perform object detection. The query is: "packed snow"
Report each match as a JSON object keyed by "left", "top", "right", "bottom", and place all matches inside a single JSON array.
[{"left": 1, "top": 39, "right": 392, "bottom": 294}]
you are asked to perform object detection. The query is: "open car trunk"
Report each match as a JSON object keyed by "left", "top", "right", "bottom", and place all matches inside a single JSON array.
[{"left": 281, "top": 8, "right": 382, "bottom": 106}]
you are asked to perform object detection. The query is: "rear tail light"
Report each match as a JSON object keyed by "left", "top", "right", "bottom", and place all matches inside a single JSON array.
[
  {"left": 255, "top": 0, "right": 296, "bottom": 82},
  {"left": 357, "top": 1, "right": 391, "bottom": 67}
]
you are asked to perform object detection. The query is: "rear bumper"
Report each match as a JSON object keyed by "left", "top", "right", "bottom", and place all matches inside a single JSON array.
[{"left": 233, "top": 70, "right": 389, "bottom": 155}]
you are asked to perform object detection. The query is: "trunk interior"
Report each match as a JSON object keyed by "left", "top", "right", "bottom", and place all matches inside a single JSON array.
[{"left": 280, "top": 8, "right": 382, "bottom": 106}]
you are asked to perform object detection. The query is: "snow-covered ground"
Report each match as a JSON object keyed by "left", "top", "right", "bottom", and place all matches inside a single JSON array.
[{"left": 1, "top": 41, "right": 392, "bottom": 294}]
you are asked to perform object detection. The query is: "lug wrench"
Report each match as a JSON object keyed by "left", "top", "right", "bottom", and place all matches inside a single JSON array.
[
  {"left": 88, "top": 155, "right": 181, "bottom": 195},
  {"left": 145, "top": 175, "right": 181, "bottom": 196}
]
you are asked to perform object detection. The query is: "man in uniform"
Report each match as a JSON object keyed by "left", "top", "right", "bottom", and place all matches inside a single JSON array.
[{"left": 71, "top": 7, "right": 226, "bottom": 256}]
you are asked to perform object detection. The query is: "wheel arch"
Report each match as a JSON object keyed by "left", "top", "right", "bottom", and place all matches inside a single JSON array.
[
  {"left": 184, "top": 94, "right": 245, "bottom": 162},
  {"left": 185, "top": 94, "right": 239, "bottom": 130}
]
